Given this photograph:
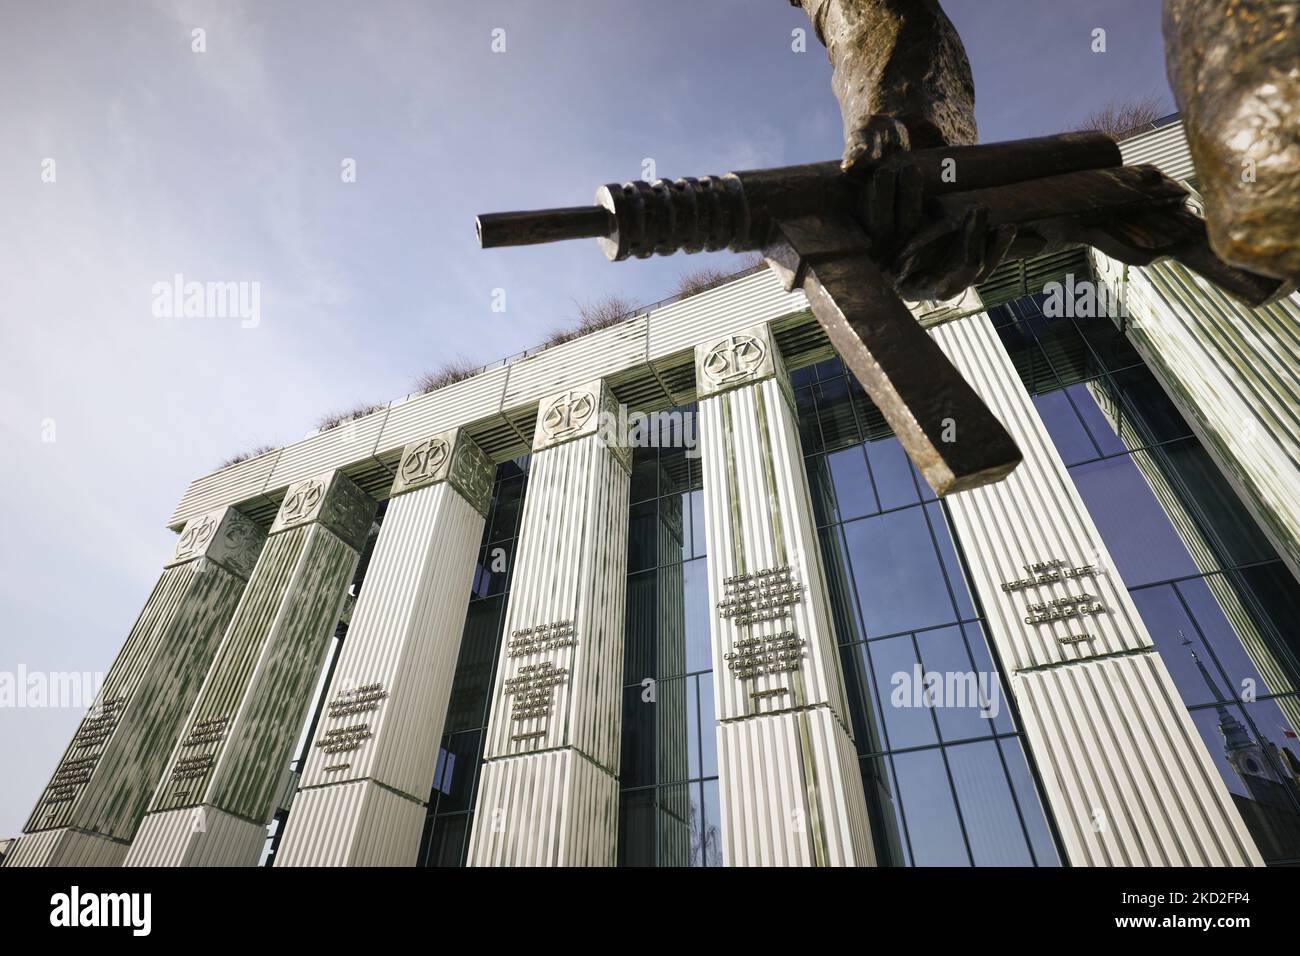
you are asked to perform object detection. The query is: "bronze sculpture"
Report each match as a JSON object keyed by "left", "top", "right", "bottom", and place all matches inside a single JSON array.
[
  {"left": 1164, "top": 0, "right": 1300, "bottom": 285},
  {"left": 473, "top": 2, "right": 1291, "bottom": 497},
  {"left": 793, "top": 0, "right": 1299, "bottom": 285}
]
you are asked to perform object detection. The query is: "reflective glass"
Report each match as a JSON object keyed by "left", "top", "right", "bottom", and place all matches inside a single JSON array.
[
  {"left": 891, "top": 749, "right": 970, "bottom": 866},
  {"left": 843, "top": 507, "right": 958, "bottom": 636},
  {"left": 946, "top": 739, "right": 1035, "bottom": 866},
  {"left": 865, "top": 636, "right": 939, "bottom": 750},
  {"left": 1069, "top": 453, "right": 1200, "bottom": 586}
]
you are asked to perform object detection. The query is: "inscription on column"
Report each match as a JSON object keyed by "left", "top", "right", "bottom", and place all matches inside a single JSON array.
[
  {"left": 315, "top": 682, "right": 389, "bottom": 770},
  {"left": 717, "top": 565, "right": 807, "bottom": 700},
  {"left": 502, "top": 621, "right": 574, "bottom": 744},
  {"left": 1000, "top": 557, "right": 1106, "bottom": 648}
]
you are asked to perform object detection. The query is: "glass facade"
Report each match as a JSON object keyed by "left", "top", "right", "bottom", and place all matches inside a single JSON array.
[
  {"left": 794, "top": 357, "right": 1062, "bottom": 866},
  {"left": 417, "top": 456, "right": 530, "bottom": 866},
  {"left": 617, "top": 405, "right": 722, "bottom": 866},
  {"left": 993, "top": 293, "right": 1300, "bottom": 866}
]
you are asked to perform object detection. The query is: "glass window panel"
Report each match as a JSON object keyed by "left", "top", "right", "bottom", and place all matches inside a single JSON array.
[
  {"left": 1068, "top": 453, "right": 1200, "bottom": 587},
  {"left": 840, "top": 642, "right": 888, "bottom": 755},
  {"left": 1152, "top": 439, "right": 1282, "bottom": 568},
  {"left": 790, "top": 363, "right": 816, "bottom": 388},
  {"left": 861, "top": 755, "right": 911, "bottom": 866},
  {"left": 629, "top": 446, "right": 658, "bottom": 502},
  {"left": 1034, "top": 390, "right": 1099, "bottom": 466},
  {"left": 698, "top": 675, "right": 718, "bottom": 778},
  {"left": 626, "top": 500, "right": 658, "bottom": 573},
  {"left": 1064, "top": 381, "right": 1130, "bottom": 458},
  {"left": 423, "top": 813, "right": 468, "bottom": 867},
  {"left": 661, "top": 799, "right": 699, "bottom": 867},
  {"left": 961, "top": 623, "right": 1015, "bottom": 735},
  {"left": 821, "top": 527, "right": 867, "bottom": 645},
  {"left": 1177, "top": 574, "right": 1296, "bottom": 698},
  {"left": 812, "top": 357, "right": 843, "bottom": 380},
  {"left": 1076, "top": 315, "right": 1142, "bottom": 372},
  {"left": 1186, "top": 703, "right": 1300, "bottom": 864},
  {"left": 815, "top": 376, "right": 860, "bottom": 450},
  {"left": 910, "top": 459, "right": 938, "bottom": 502},
  {"left": 1131, "top": 583, "right": 1236, "bottom": 708},
  {"left": 617, "top": 789, "right": 657, "bottom": 867},
  {"left": 1110, "top": 365, "right": 1193, "bottom": 444},
  {"left": 945, "top": 739, "right": 1035, "bottom": 866},
  {"left": 1026, "top": 312, "right": 1097, "bottom": 386},
  {"left": 683, "top": 559, "right": 713, "bottom": 674},
  {"left": 623, "top": 570, "right": 657, "bottom": 680},
  {"left": 865, "top": 438, "right": 920, "bottom": 511},
  {"left": 849, "top": 376, "right": 892, "bottom": 443},
  {"left": 658, "top": 493, "right": 688, "bottom": 567},
  {"left": 995, "top": 318, "right": 1059, "bottom": 395},
  {"left": 486, "top": 475, "right": 525, "bottom": 542},
  {"left": 620, "top": 683, "right": 657, "bottom": 789},
  {"left": 805, "top": 454, "right": 838, "bottom": 526},
  {"left": 660, "top": 446, "right": 692, "bottom": 497},
  {"left": 998, "top": 737, "right": 1061, "bottom": 866},
  {"left": 443, "top": 596, "right": 505, "bottom": 733},
  {"left": 927, "top": 502, "right": 977, "bottom": 621},
  {"left": 689, "top": 488, "right": 707, "bottom": 559},
  {"left": 844, "top": 508, "right": 958, "bottom": 636},
  {"left": 865, "top": 636, "right": 939, "bottom": 750},
  {"left": 656, "top": 676, "right": 692, "bottom": 785},
  {"left": 431, "top": 731, "right": 481, "bottom": 812},
  {"left": 1231, "top": 564, "right": 1300, "bottom": 687},
  {"left": 795, "top": 385, "right": 822, "bottom": 454},
  {"left": 891, "top": 749, "right": 970, "bottom": 866},
  {"left": 480, "top": 540, "right": 512, "bottom": 597},
  {"left": 686, "top": 783, "right": 707, "bottom": 867},
  {"left": 701, "top": 780, "right": 724, "bottom": 867},
  {"left": 827, "top": 446, "right": 876, "bottom": 521},
  {"left": 915, "top": 626, "right": 998, "bottom": 743}
]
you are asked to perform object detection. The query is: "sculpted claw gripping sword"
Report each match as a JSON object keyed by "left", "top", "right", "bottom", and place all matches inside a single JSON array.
[{"left": 473, "top": 0, "right": 1293, "bottom": 497}]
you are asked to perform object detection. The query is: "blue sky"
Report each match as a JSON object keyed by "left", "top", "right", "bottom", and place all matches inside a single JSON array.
[{"left": 0, "top": 0, "right": 1173, "bottom": 836}]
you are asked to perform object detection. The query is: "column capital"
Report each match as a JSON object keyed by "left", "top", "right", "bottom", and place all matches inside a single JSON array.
[
  {"left": 693, "top": 321, "right": 784, "bottom": 399},
  {"left": 269, "top": 470, "right": 374, "bottom": 550},
  {"left": 390, "top": 427, "right": 494, "bottom": 517},
  {"left": 165, "top": 506, "right": 265, "bottom": 580},
  {"left": 531, "top": 378, "right": 629, "bottom": 471}
]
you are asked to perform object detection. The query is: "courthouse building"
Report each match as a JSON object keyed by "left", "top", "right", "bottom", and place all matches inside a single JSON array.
[{"left": 6, "top": 118, "right": 1299, "bottom": 868}]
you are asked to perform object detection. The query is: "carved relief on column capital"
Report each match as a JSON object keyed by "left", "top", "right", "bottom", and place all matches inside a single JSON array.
[
  {"left": 532, "top": 378, "right": 630, "bottom": 472},
  {"left": 390, "top": 428, "right": 494, "bottom": 517},
  {"left": 269, "top": 470, "right": 375, "bottom": 551},
  {"left": 166, "top": 506, "right": 266, "bottom": 580},
  {"left": 694, "top": 322, "right": 784, "bottom": 399}
]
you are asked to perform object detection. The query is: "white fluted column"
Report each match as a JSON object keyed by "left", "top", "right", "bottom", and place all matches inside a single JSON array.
[
  {"left": 466, "top": 379, "right": 630, "bottom": 866},
  {"left": 124, "top": 470, "right": 375, "bottom": 867},
  {"left": 697, "top": 322, "right": 875, "bottom": 867},
  {"left": 4, "top": 508, "right": 265, "bottom": 868},
  {"left": 274, "top": 430, "right": 493, "bottom": 866},
  {"left": 934, "top": 310, "right": 1261, "bottom": 866}
]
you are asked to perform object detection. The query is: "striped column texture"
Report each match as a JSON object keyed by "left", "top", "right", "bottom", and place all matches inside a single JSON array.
[
  {"left": 4, "top": 508, "right": 265, "bottom": 868},
  {"left": 467, "top": 379, "right": 630, "bottom": 866},
  {"left": 124, "top": 470, "right": 375, "bottom": 867},
  {"left": 933, "top": 311, "right": 1261, "bottom": 866},
  {"left": 697, "top": 322, "right": 875, "bottom": 867},
  {"left": 1094, "top": 251, "right": 1300, "bottom": 582},
  {"left": 274, "top": 430, "right": 493, "bottom": 866}
]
